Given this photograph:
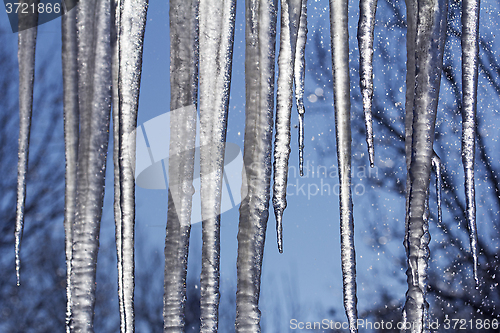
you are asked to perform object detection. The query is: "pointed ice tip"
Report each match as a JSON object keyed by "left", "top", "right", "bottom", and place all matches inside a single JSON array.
[
  {"left": 299, "top": 166, "right": 304, "bottom": 177},
  {"left": 277, "top": 234, "right": 283, "bottom": 253},
  {"left": 368, "top": 146, "right": 374, "bottom": 168},
  {"left": 15, "top": 242, "right": 21, "bottom": 286},
  {"left": 473, "top": 266, "right": 479, "bottom": 288},
  {"left": 16, "top": 264, "right": 20, "bottom": 286},
  {"left": 276, "top": 212, "right": 283, "bottom": 253}
]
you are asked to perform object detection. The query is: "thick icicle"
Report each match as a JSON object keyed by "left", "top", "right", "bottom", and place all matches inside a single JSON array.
[
  {"left": 70, "top": 0, "right": 112, "bottom": 331},
  {"left": 328, "top": 1, "right": 357, "bottom": 332},
  {"left": 273, "top": 0, "right": 302, "bottom": 253},
  {"left": 61, "top": 3, "right": 79, "bottom": 331},
  {"left": 402, "top": 2, "right": 417, "bottom": 328},
  {"left": 461, "top": 0, "right": 480, "bottom": 286},
  {"left": 116, "top": 1, "right": 148, "bottom": 332},
  {"left": 404, "top": 0, "right": 417, "bottom": 282},
  {"left": 111, "top": 0, "right": 125, "bottom": 330},
  {"left": 295, "top": 0, "right": 307, "bottom": 177},
  {"left": 235, "top": 0, "right": 277, "bottom": 331},
  {"left": 403, "top": 0, "right": 448, "bottom": 331},
  {"left": 163, "top": 0, "right": 198, "bottom": 331},
  {"left": 357, "top": 0, "right": 377, "bottom": 167},
  {"left": 198, "top": 0, "right": 236, "bottom": 331},
  {"left": 15, "top": 1, "right": 38, "bottom": 287},
  {"left": 431, "top": 153, "right": 442, "bottom": 225}
]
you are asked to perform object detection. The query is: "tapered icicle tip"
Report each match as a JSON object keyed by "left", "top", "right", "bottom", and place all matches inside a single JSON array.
[
  {"left": 15, "top": 213, "right": 23, "bottom": 286},
  {"left": 298, "top": 107, "right": 305, "bottom": 177},
  {"left": 15, "top": 186, "right": 25, "bottom": 286},
  {"left": 432, "top": 152, "right": 442, "bottom": 225},
  {"left": 364, "top": 105, "right": 375, "bottom": 168},
  {"left": 15, "top": 242, "right": 21, "bottom": 286},
  {"left": 276, "top": 211, "right": 283, "bottom": 253},
  {"left": 472, "top": 248, "right": 479, "bottom": 287},
  {"left": 368, "top": 146, "right": 374, "bottom": 168},
  {"left": 15, "top": 195, "right": 24, "bottom": 286},
  {"left": 470, "top": 240, "right": 479, "bottom": 287},
  {"left": 363, "top": 100, "right": 375, "bottom": 169}
]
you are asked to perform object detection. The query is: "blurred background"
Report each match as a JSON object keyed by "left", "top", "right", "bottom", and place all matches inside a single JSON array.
[{"left": 1, "top": 0, "right": 500, "bottom": 331}]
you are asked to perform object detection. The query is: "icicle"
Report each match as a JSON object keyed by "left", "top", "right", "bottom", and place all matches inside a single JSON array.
[
  {"left": 403, "top": 0, "right": 448, "bottom": 331},
  {"left": 163, "top": 0, "right": 198, "bottom": 331},
  {"left": 420, "top": 195, "right": 431, "bottom": 333},
  {"left": 404, "top": 189, "right": 432, "bottom": 333},
  {"left": 235, "top": 0, "right": 277, "bottom": 331},
  {"left": 61, "top": 3, "right": 79, "bottom": 331},
  {"left": 328, "top": 0, "right": 357, "bottom": 331},
  {"left": 402, "top": 4, "right": 417, "bottom": 329},
  {"left": 70, "top": 0, "right": 112, "bottom": 331},
  {"left": 273, "top": 0, "right": 302, "bottom": 253},
  {"left": 198, "top": 0, "right": 236, "bottom": 331},
  {"left": 461, "top": 0, "right": 480, "bottom": 287},
  {"left": 295, "top": 0, "right": 307, "bottom": 177},
  {"left": 111, "top": 0, "right": 125, "bottom": 331},
  {"left": 357, "top": 0, "right": 377, "bottom": 167},
  {"left": 115, "top": 1, "right": 148, "bottom": 332},
  {"left": 15, "top": 1, "right": 38, "bottom": 287},
  {"left": 404, "top": 0, "right": 417, "bottom": 263},
  {"left": 431, "top": 152, "right": 442, "bottom": 225}
]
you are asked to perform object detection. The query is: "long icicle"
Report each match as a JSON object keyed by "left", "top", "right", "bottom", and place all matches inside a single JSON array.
[
  {"left": 163, "top": 0, "right": 199, "bottom": 331},
  {"left": 402, "top": 1, "right": 417, "bottom": 327},
  {"left": 116, "top": 0, "right": 149, "bottom": 332},
  {"left": 357, "top": 0, "right": 378, "bottom": 167},
  {"left": 15, "top": 0, "right": 38, "bottom": 287},
  {"left": 461, "top": 0, "right": 480, "bottom": 286},
  {"left": 111, "top": 0, "right": 125, "bottom": 330},
  {"left": 70, "top": 0, "right": 112, "bottom": 330},
  {"left": 61, "top": 3, "right": 79, "bottom": 331},
  {"left": 273, "top": 0, "right": 302, "bottom": 253},
  {"left": 329, "top": 0, "right": 357, "bottom": 332},
  {"left": 295, "top": 0, "right": 308, "bottom": 177},
  {"left": 403, "top": 0, "right": 417, "bottom": 292},
  {"left": 235, "top": 0, "right": 277, "bottom": 331},
  {"left": 198, "top": 0, "right": 236, "bottom": 331},
  {"left": 403, "top": 0, "right": 448, "bottom": 331}
]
